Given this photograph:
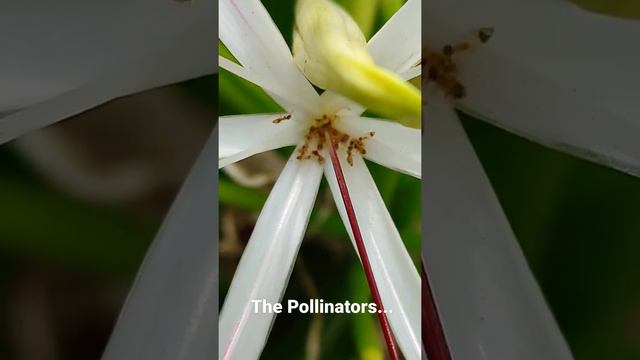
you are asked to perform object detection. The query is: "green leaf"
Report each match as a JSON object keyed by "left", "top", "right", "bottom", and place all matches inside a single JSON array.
[{"left": 218, "top": 178, "right": 268, "bottom": 212}]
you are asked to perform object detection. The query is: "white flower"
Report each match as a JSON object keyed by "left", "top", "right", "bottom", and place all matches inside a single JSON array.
[
  {"left": 423, "top": 0, "right": 639, "bottom": 359},
  {"left": 218, "top": 0, "right": 421, "bottom": 359}
]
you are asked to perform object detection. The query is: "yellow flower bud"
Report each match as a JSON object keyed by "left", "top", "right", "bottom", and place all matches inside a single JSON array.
[{"left": 293, "top": 0, "right": 421, "bottom": 128}]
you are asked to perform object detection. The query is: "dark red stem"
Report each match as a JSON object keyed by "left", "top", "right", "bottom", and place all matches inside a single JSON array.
[
  {"left": 422, "top": 262, "right": 452, "bottom": 360},
  {"left": 327, "top": 133, "right": 399, "bottom": 360}
]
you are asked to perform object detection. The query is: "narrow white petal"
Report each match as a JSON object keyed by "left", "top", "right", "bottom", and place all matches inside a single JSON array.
[
  {"left": 219, "top": 56, "right": 305, "bottom": 114},
  {"left": 324, "top": 151, "right": 421, "bottom": 360},
  {"left": 335, "top": 117, "right": 421, "bottom": 178},
  {"left": 425, "top": 0, "right": 640, "bottom": 177},
  {"left": 219, "top": 57, "right": 272, "bottom": 93},
  {"left": 219, "top": 150, "right": 323, "bottom": 360},
  {"left": 219, "top": 114, "right": 306, "bottom": 168},
  {"left": 220, "top": 0, "right": 319, "bottom": 109},
  {"left": 102, "top": 128, "right": 217, "bottom": 359},
  {"left": 0, "top": 30, "right": 214, "bottom": 146},
  {"left": 423, "top": 101, "right": 573, "bottom": 359},
  {"left": 368, "top": 0, "right": 421, "bottom": 75}
]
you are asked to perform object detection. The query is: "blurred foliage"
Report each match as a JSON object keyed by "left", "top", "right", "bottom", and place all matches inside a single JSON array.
[
  {"left": 0, "top": 150, "right": 155, "bottom": 278},
  {"left": 570, "top": 0, "right": 640, "bottom": 19}
]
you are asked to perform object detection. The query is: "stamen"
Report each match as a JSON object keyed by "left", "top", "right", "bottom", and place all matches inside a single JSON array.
[
  {"left": 326, "top": 131, "right": 399, "bottom": 360},
  {"left": 421, "top": 263, "right": 452, "bottom": 360}
]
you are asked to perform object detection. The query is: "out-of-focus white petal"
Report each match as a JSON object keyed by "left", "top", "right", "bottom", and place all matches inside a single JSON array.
[
  {"left": 220, "top": 0, "right": 319, "bottom": 110},
  {"left": 324, "top": 151, "right": 420, "bottom": 360},
  {"left": 0, "top": 0, "right": 214, "bottom": 145},
  {"left": 0, "top": 32, "right": 214, "bottom": 146},
  {"left": 102, "top": 128, "right": 217, "bottom": 360},
  {"left": 368, "top": 0, "right": 421, "bottom": 75},
  {"left": 219, "top": 114, "right": 306, "bottom": 168},
  {"left": 0, "top": 0, "right": 214, "bottom": 113},
  {"left": 219, "top": 149, "right": 323, "bottom": 360},
  {"left": 425, "top": 0, "right": 640, "bottom": 177},
  {"left": 335, "top": 117, "right": 421, "bottom": 178},
  {"left": 423, "top": 99, "right": 573, "bottom": 359}
]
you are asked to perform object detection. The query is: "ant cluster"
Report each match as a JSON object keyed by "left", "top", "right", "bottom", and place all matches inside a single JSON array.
[
  {"left": 293, "top": 115, "right": 375, "bottom": 166},
  {"left": 424, "top": 28, "right": 493, "bottom": 99}
]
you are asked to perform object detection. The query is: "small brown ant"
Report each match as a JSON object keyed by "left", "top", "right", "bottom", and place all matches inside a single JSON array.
[
  {"left": 424, "top": 28, "right": 493, "bottom": 99},
  {"left": 272, "top": 114, "right": 292, "bottom": 124}
]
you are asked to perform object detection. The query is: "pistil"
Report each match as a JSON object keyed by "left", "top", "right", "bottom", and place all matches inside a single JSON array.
[{"left": 326, "top": 130, "right": 399, "bottom": 360}]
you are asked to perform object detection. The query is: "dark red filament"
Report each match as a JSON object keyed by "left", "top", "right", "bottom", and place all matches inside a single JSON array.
[
  {"left": 422, "top": 262, "right": 452, "bottom": 360},
  {"left": 327, "top": 132, "right": 399, "bottom": 360}
]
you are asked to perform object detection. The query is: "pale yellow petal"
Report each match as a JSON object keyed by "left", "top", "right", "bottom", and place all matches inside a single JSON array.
[{"left": 293, "top": 0, "right": 420, "bottom": 128}]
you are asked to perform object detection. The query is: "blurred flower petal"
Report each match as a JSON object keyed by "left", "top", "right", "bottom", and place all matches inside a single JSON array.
[
  {"left": 368, "top": 0, "right": 421, "bottom": 75},
  {"left": 425, "top": 0, "right": 640, "bottom": 177},
  {"left": 423, "top": 99, "right": 573, "bottom": 359},
  {"left": 336, "top": 117, "right": 421, "bottom": 178},
  {"left": 220, "top": 0, "right": 319, "bottom": 110},
  {"left": 102, "top": 128, "right": 217, "bottom": 360},
  {"left": 0, "top": 0, "right": 214, "bottom": 145},
  {"left": 324, "top": 151, "right": 421, "bottom": 359},
  {"left": 219, "top": 114, "right": 306, "bottom": 168},
  {"left": 219, "top": 149, "right": 323, "bottom": 360}
]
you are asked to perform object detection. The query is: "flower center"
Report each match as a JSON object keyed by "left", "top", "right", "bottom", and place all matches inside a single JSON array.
[{"left": 296, "top": 114, "right": 375, "bottom": 166}]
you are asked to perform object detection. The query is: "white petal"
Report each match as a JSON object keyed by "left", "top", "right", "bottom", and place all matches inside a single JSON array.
[
  {"left": 102, "top": 128, "right": 217, "bottom": 359},
  {"left": 0, "top": 0, "right": 214, "bottom": 144},
  {"left": 324, "top": 151, "right": 421, "bottom": 360},
  {"left": 219, "top": 56, "right": 304, "bottom": 114},
  {"left": 219, "top": 114, "right": 306, "bottom": 168},
  {"left": 425, "top": 0, "right": 640, "bottom": 177},
  {"left": 219, "top": 149, "right": 323, "bottom": 360},
  {"left": 219, "top": 57, "right": 273, "bottom": 95},
  {"left": 220, "top": 0, "right": 319, "bottom": 109},
  {"left": 319, "top": 91, "right": 366, "bottom": 118},
  {"left": 335, "top": 116, "right": 421, "bottom": 178},
  {"left": 400, "top": 66, "right": 421, "bottom": 81},
  {"left": 368, "top": 0, "right": 421, "bottom": 75},
  {"left": 0, "top": 35, "right": 214, "bottom": 146},
  {"left": 423, "top": 101, "right": 573, "bottom": 359}
]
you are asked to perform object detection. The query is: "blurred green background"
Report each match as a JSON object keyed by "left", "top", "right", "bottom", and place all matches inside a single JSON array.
[{"left": 0, "top": 0, "right": 638, "bottom": 359}]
